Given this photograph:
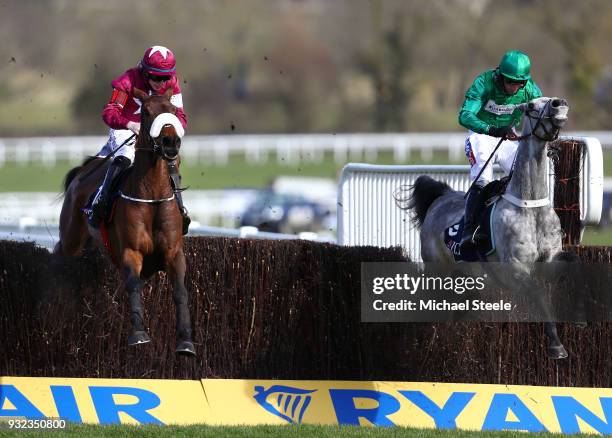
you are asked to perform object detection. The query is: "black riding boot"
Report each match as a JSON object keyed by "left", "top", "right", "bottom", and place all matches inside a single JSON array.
[
  {"left": 168, "top": 160, "right": 191, "bottom": 235},
  {"left": 459, "top": 184, "right": 486, "bottom": 252},
  {"left": 90, "top": 156, "right": 131, "bottom": 227}
]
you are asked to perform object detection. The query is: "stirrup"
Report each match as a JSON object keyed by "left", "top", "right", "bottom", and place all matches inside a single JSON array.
[
  {"left": 472, "top": 225, "right": 487, "bottom": 243},
  {"left": 459, "top": 236, "right": 476, "bottom": 251},
  {"left": 459, "top": 227, "right": 479, "bottom": 250}
]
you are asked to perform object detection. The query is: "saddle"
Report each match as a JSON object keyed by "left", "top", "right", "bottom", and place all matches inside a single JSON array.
[
  {"left": 444, "top": 176, "right": 510, "bottom": 262},
  {"left": 83, "top": 168, "right": 132, "bottom": 226}
]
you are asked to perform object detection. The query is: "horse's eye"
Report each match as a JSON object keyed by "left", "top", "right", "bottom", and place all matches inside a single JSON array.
[{"left": 528, "top": 102, "right": 535, "bottom": 110}]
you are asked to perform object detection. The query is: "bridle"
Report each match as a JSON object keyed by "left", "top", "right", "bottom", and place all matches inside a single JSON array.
[
  {"left": 126, "top": 122, "right": 182, "bottom": 204},
  {"left": 499, "top": 99, "right": 568, "bottom": 208},
  {"left": 465, "top": 98, "right": 566, "bottom": 198},
  {"left": 135, "top": 123, "right": 181, "bottom": 161},
  {"left": 518, "top": 99, "right": 564, "bottom": 142}
]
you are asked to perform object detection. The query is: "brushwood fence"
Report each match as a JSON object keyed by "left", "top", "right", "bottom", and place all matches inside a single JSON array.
[{"left": 1, "top": 237, "right": 611, "bottom": 386}]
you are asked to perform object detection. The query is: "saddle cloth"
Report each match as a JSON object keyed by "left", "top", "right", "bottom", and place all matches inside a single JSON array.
[
  {"left": 444, "top": 201, "right": 498, "bottom": 262},
  {"left": 443, "top": 177, "right": 510, "bottom": 262},
  {"left": 82, "top": 168, "right": 132, "bottom": 227}
]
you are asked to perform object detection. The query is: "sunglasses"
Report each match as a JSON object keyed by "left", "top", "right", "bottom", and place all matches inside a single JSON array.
[
  {"left": 148, "top": 75, "right": 171, "bottom": 83},
  {"left": 503, "top": 76, "right": 527, "bottom": 86}
]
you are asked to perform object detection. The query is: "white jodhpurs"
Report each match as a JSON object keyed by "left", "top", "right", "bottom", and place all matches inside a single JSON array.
[
  {"left": 464, "top": 132, "right": 518, "bottom": 185},
  {"left": 96, "top": 129, "right": 136, "bottom": 163}
]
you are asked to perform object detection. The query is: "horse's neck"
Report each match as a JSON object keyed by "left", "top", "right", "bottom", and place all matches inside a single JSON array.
[
  {"left": 506, "top": 136, "right": 549, "bottom": 201},
  {"left": 131, "top": 152, "right": 172, "bottom": 197}
]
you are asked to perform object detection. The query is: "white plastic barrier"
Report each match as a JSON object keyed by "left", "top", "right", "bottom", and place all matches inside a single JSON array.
[
  {"left": 338, "top": 164, "right": 506, "bottom": 261},
  {"left": 576, "top": 137, "right": 604, "bottom": 225},
  {"left": 337, "top": 137, "right": 603, "bottom": 261}
]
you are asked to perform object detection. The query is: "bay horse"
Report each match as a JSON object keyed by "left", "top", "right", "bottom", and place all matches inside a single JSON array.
[
  {"left": 407, "top": 97, "right": 572, "bottom": 359},
  {"left": 55, "top": 88, "right": 195, "bottom": 356}
]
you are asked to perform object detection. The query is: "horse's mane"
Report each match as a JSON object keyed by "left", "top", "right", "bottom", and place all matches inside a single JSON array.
[{"left": 63, "top": 156, "right": 98, "bottom": 192}]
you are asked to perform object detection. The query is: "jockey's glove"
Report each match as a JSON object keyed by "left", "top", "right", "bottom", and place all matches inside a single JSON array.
[
  {"left": 488, "top": 125, "right": 517, "bottom": 140},
  {"left": 127, "top": 121, "right": 141, "bottom": 135}
]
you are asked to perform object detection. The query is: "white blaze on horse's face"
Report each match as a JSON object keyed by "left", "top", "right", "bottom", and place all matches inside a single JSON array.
[{"left": 149, "top": 113, "right": 185, "bottom": 138}]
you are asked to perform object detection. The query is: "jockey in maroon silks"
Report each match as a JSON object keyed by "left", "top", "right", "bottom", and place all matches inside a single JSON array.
[{"left": 90, "top": 45, "right": 190, "bottom": 232}]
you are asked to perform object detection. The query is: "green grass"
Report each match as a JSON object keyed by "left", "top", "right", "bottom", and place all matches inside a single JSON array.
[
  {"left": 0, "top": 424, "right": 600, "bottom": 438},
  {"left": 581, "top": 227, "right": 612, "bottom": 246},
  {"left": 0, "top": 151, "right": 460, "bottom": 193}
]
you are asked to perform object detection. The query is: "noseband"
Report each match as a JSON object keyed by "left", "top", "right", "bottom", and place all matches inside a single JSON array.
[{"left": 135, "top": 123, "right": 181, "bottom": 161}]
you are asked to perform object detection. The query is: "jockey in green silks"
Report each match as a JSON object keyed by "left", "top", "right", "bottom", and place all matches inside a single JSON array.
[{"left": 458, "top": 50, "right": 542, "bottom": 251}]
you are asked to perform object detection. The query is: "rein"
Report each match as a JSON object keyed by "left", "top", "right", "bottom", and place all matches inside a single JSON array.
[
  {"left": 79, "top": 133, "right": 136, "bottom": 181},
  {"left": 466, "top": 100, "right": 562, "bottom": 201},
  {"left": 125, "top": 124, "right": 182, "bottom": 204}
]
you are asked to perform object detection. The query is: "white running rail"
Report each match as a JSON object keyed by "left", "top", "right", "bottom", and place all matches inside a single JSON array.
[{"left": 0, "top": 131, "right": 611, "bottom": 166}]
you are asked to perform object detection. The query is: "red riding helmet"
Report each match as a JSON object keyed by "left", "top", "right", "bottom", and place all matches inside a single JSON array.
[{"left": 140, "top": 45, "right": 176, "bottom": 76}]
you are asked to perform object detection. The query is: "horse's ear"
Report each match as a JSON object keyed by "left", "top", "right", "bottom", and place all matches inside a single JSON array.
[
  {"left": 133, "top": 87, "right": 148, "bottom": 101},
  {"left": 164, "top": 88, "right": 173, "bottom": 100}
]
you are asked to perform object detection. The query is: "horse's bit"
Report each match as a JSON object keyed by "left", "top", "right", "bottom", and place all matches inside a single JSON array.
[{"left": 135, "top": 123, "right": 181, "bottom": 161}]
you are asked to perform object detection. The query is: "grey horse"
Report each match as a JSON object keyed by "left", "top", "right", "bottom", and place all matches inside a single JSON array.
[{"left": 408, "top": 97, "right": 571, "bottom": 359}]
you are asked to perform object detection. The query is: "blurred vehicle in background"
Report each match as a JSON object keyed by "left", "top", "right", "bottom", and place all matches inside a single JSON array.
[
  {"left": 239, "top": 191, "right": 333, "bottom": 234},
  {"left": 270, "top": 176, "right": 337, "bottom": 213}
]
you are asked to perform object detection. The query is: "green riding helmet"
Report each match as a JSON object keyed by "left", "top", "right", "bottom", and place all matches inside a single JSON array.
[{"left": 498, "top": 50, "right": 531, "bottom": 81}]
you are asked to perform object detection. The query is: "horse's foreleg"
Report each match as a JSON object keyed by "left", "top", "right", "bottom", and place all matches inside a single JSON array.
[
  {"left": 122, "top": 249, "right": 150, "bottom": 346},
  {"left": 167, "top": 248, "right": 195, "bottom": 357},
  {"left": 552, "top": 251, "right": 586, "bottom": 328},
  {"left": 512, "top": 267, "right": 568, "bottom": 360},
  {"left": 530, "top": 282, "right": 568, "bottom": 360},
  {"left": 529, "top": 283, "right": 567, "bottom": 359},
  {"left": 544, "top": 322, "right": 567, "bottom": 359}
]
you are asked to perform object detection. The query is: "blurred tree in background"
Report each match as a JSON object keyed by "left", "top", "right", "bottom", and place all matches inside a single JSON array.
[{"left": 0, "top": 0, "right": 611, "bottom": 136}]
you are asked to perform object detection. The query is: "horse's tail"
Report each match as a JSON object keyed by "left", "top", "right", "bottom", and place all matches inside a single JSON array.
[
  {"left": 407, "top": 175, "right": 453, "bottom": 228},
  {"left": 62, "top": 156, "right": 98, "bottom": 192}
]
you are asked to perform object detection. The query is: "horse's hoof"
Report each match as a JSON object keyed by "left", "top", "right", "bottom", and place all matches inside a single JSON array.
[
  {"left": 176, "top": 340, "right": 196, "bottom": 357},
  {"left": 548, "top": 345, "right": 568, "bottom": 360},
  {"left": 574, "top": 321, "right": 587, "bottom": 329},
  {"left": 128, "top": 331, "right": 151, "bottom": 346}
]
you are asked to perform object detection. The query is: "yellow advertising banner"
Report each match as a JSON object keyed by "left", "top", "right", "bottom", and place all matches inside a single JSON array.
[
  {"left": 2, "top": 376, "right": 612, "bottom": 434},
  {"left": 200, "top": 379, "right": 612, "bottom": 434},
  {"left": 0, "top": 376, "right": 207, "bottom": 425}
]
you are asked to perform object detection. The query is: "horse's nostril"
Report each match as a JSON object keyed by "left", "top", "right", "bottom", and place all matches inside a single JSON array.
[{"left": 552, "top": 99, "right": 561, "bottom": 107}]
